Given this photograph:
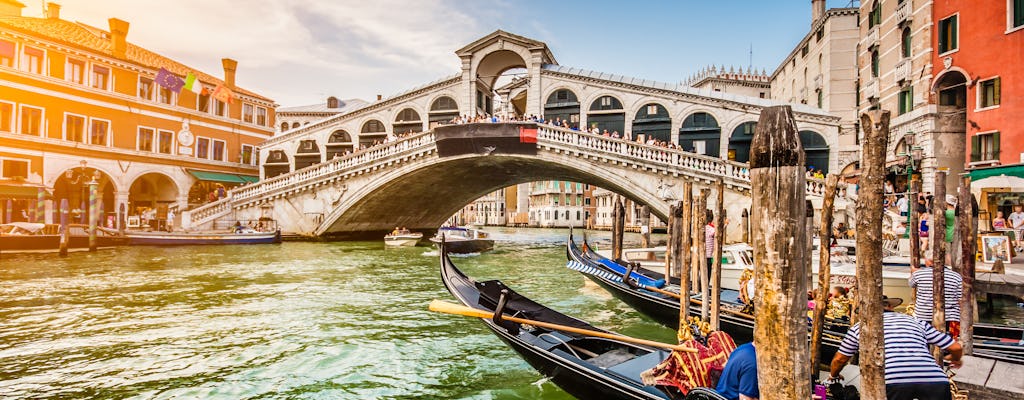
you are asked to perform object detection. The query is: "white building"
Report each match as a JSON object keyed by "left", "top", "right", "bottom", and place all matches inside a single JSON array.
[{"left": 528, "top": 180, "right": 587, "bottom": 228}]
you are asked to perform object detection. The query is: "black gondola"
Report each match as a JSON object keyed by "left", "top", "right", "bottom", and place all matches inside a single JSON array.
[
  {"left": 437, "top": 241, "right": 727, "bottom": 400},
  {"left": 565, "top": 232, "right": 850, "bottom": 364},
  {"left": 567, "top": 231, "right": 1024, "bottom": 365}
]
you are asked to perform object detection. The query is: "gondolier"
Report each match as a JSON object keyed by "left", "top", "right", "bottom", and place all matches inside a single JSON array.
[
  {"left": 909, "top": 258, "right": 963, "bottom": 337},
  {"left": 829, "top": 296, "right": 963, "bottom": 400}
]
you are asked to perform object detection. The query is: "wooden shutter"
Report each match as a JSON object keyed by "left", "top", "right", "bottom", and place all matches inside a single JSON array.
[
  {"left": 994, "top": 78, "right": 1001, "bottom": 105},
  {"left": 993, "top": 132, "right": 1001, "bottom": 161},
  {"left": 971, "top": 135, "right": 981, "bottom": 162}
]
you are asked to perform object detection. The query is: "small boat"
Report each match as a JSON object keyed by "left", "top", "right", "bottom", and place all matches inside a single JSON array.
[
  {"left": 438, "top": 240, "right": 726, "bottom": 400},
  {"left": 126, "top": 227, "right": 281, "bottom": 246},
  {"left": 384, "top": 229, "right": 423, "bottom": 247},
  {"left": 430, "top": 226, "right": 494, "bottom": 253},
  {"left": 0, "top": 222, "right": 127, "bottom": 254}
]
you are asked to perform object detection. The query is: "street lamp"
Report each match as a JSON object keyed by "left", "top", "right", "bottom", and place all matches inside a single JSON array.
[{"left": 898, "top": 132, "right": 924, "bottom": 237}]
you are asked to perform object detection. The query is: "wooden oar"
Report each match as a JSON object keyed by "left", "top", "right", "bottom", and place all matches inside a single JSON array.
[
  {"left": 429, "top": 300, "right": 697, "bottom": 353},
  {"left": 641, "top": 284, "right": 682, "bottom": 299}
]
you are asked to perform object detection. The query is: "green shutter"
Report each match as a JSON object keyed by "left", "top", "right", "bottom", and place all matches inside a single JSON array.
[
  {"left": 951, "top": 16, "right": 958, "bottom": 50},
  {"left": 993, "top": 132, "right": 1001, "bottom": 161},
  {"left": 971, "top": 135, "right": 981, "bottom": 162},
  {"left": 908, "top": 86, "right": 914, "bottom": 112},
  {"left": 1016, "top": 0, "right": 1024, "bottom": 27},
  {"left": 994, "top": 78, "right": 1001, "bottom": 105}
]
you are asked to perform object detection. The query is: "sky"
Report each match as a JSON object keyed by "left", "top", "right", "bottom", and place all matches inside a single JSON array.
[{"left": 23, "top": 0, "right": 860, "bottom": 107}]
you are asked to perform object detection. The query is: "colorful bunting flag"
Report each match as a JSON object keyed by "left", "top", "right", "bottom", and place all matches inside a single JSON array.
[
  {"left": 183, "top": 72, "right": 203, "bottom": 95},
  {"left": 212, "top": 84, "right": 234, "bottom": 104},
  {"left": 154, "top": 67, "right": 184, "bottom": 93}
]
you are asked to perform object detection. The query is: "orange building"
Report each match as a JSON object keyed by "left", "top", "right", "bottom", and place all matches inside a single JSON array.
[{"left": 0, "top": 1, "right": 276, "bottom": 228}]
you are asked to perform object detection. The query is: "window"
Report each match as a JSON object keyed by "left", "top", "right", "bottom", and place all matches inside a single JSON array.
[
  {"left": 0, "top": 102, "right": 12, "bottom": 132},
  {"left": 64, "top": 114, "right": 85, "bottom": 143},
  {"left": 869, "top": 2, "right": 881, "bottom": 28},
  {"left": 91, "top": 65, "right": 109, "bottom": 90},
  {"left": 0, "top": 39, "right": 14, "bottom": 67},
  {"left": 871, "top": 50, "right": 879, "bottom": 77},
  {"left": 816, "top": 29, "right": 823, "bottom": 42},
  {"left": 979, "top": 77, "right": 1001, "bottom": 108},
  {"left": 157, "top": 130, "right": 174, "bottom": 154},
  {"left": 196, "top": 137, "right": 210, "bottom": 159},
  {"left": 66, "top": 58, "right": 85, "bottom": 84},
  {"left": 901, "top": 27, "right": 912, "bottom": 58},
  {"left": 242, "top": 103, "right": 254, "bottom": 123},
  {"left": 213, "top": 99, "right": 226, "bottom": 116},
  {"left": 1, "top": 159, "right": 29, "bottom": 179},
  {"left": 939, "top": 15, "right": 958, "bottom": 53},
  {"left": 89, "top": 118, "right": 109, "bottom": 146},
  {"left": 197, "top": 91, "right": 210, "bottom": 112},
  {"left": 137, "top": 127, "right": 155, "bottom": 152},
  {"left": 212, "top": 139, "right": 225, "bottom": 161},
  {"left": 256, "top": 106, "right": 267, "bottom": 126},
  {"left": 158, "top": 86, "right": 173, "bottom": 105},
  {"left": 898, "top": 86, "right": 914, "bottom": 115},
  {"left": 138, "top": 77, "right": 153, "bottom": 100},
  {"left": 20, "top": 46, "right": 43, "bottom": 74},
  {"left": 1014, "top": 0, "right": 1024, "bottom": 29},
  {"left": 646, "top": 104, "right": 658, "bottom": 115},
  {"left": 972, "top": 132, "right": 1000, "bottom": 162},
  {"left": 601, "top": 96, "right": 612, "bottom": 107},
  {"left": 241, "top": 144, "right": 255, "bottom": 165},
  {"left": 801, "top": 44, "right": 808, "bottom": 57},
  {"left": 20, "top": 106, "right": 42, "bottom": 136}
]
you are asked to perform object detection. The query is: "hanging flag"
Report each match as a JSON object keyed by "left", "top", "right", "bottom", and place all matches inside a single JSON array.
[
  {"left": 154, "top": 67, "right": 184, "bottom": 93},
  {"left": 212, "top": 84, "right": 234, "bottom": 104},
  {"left": 183, "top": 72, "right": 203, "bottom": 94}
]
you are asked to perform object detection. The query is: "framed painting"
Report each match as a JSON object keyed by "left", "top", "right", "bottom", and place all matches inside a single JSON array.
[{"left": 981, "top": 234, "right": 1012, "bottom": 263}]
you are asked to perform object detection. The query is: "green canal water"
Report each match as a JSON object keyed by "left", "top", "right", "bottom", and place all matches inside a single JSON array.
[{"left": 0, "top": 228, "right": 676, "bottom": 399}]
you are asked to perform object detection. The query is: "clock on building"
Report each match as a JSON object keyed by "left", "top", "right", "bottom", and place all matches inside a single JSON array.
[{"left": 177, "top": 129, "right": 194, "bottom": 147}]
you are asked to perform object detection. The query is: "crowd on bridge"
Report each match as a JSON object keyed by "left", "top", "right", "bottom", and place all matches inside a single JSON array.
[{"left": 441, "top": 113, "right": 687, "bottom": 151}]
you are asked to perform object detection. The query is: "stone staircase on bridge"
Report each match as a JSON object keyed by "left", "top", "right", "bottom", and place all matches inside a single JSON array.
[{"left": 181, "top": 123, "right": 844, "bottom": 235}]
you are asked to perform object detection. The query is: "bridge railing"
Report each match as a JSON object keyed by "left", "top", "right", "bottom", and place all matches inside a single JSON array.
[
  {"left": 183, "top": 131, "right": 437, "bottom": 228},
  {"left": 537, "top": 124, "right": 831, "bottom": 197}
]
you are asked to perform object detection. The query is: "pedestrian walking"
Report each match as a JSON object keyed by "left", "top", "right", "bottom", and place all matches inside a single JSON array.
[{"left": 829, "top": 296, "right": 963, "bottom": 400}]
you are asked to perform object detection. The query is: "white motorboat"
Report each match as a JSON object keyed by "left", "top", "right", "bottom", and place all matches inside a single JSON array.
[{"left": 384, "top": 229, "right": 423, "bottom": 247}]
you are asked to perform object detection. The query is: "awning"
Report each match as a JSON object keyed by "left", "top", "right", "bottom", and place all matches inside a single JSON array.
[
  {"left": 969, "top": 164, "right": 1024, "bottom": 181},
  {"left": 187, "top": 169, "right": 259, "bottom": 184},
  {"left": 0, "top": 184, "right": 51, "bottom": 199}
]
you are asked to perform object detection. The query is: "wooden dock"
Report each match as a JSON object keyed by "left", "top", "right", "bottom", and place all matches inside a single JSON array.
[
  {"left": 952, "top": 355, "right": 1024, "bottom": 399},
  {"left": 974, "top": 271, "right": 1024, "bottom": 298}
]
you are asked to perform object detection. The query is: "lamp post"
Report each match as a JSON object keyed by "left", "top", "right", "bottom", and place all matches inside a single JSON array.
[{"left": 898, "top": 132, "right": 924, "bottom": 237}]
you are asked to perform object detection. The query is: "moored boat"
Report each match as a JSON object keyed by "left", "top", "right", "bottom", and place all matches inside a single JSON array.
[
  {"left": 437, "top": 240, "right": 726, "bottom": 400},
  {"left": 0, "top": 222, "right": 127, "bottom": 254},
  {"left": 125, "top": 228, "right": 281, "bottom": 246},
  {"left": 429, "top": 226, "right": 494, "bottom": 253},
  {"left": 384, "top": 229, "right": 423, "bottom": 247}
]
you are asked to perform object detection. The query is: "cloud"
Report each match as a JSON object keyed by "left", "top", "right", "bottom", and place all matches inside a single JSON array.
[{"left": 26, "top": 0, "right": 490, "bottom": 105}]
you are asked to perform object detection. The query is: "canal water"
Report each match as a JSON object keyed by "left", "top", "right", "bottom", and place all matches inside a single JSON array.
[
  {"left": 2, "top": 228, "right": 1021, "bottom": 399},
  {"left": 0, "top": 228, "right": 675, "bottom": 399}
]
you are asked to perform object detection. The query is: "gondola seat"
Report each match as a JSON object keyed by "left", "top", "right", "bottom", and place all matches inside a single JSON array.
[{"left": 606, "top": 350, "right": 670, "bottom": 382}]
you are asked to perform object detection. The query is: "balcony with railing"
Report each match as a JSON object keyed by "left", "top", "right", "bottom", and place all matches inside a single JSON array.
[
  {"left": 863, "top": 79, "right": 880, "bottom": 100},
  {"left": 894, "top": 58, "right": 913, "bottom": 83},
  {"left": 895, "top": 0, "right": 913, "bottom": 23},
  {"left": 860, "top": 26, "right": 879, "bottom": 48}
]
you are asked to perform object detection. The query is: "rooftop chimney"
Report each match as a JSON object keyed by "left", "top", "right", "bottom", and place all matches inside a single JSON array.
[
  {"left": 376, "top": 94, "right": 382, "bottom": 101},
  {"left": 326, "top": 96, "right": 340, "bottom": 108},
  {"left": 45, "top": 2, "right": 59, "bottom": 19},
  {"left": 812, "top": 0, "right": 826, "bottom": 24},
  {"left": 0, "top": 0, "right": 26, "bottom": 17},
  {"left": 221, "top": 58, "right": 237, "bottom": 89},
  {"left": 108, "top": 18, "right": 129, "bottom": 59}
]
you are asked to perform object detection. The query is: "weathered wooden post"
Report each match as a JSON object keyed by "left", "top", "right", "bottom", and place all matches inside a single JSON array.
[
  {"left": 640, "top": 205, "right": 651, "bottom": 248},
  {"left": 711, "top": 178, "right": 726, "bottom": 330},
  {"left": 681, "top": 182, "right": 693, "bottom": 294},
  {"left": 118, "top": 203, "right": 126, "bottom": 235},
  {"left": 749, "top": 106, "right": 810, "bottom": 400},
  {"left": 612, "top": 196, "right": 625, "bottom": 260},
  {"left": 87, "top": 179, "right": 98, "bottom": 252},
  {"left": 59, "top": 198, "right": 69, "bottom": 257},
  {"left": 665, "top": 204, "right": 676, "bottom": 281},
  {"left": 35, "top": 187, "right": 45, "bottom": 223},
  {"left": 811, "top": 174, "right": 839, "bottom": 378},
  {"left": 932, "top": 171, "right": 947, "bottom": 331},
  {"left": 696, "top": 189, "right": 710, "bottom": 322},
  {"left": 855, "top": 111, "right": 891, "bottom": 399},
  {"left": 741, "top": 208, "right": 750, "bottom": 243},
  {"left": 673, "top": 200, "right": 685, "bottom": 286},
  {"left": 959, "top": 176, "right": 976, "bottom": 354},
  {"left": 806, "top": 199, "right": 816, "bottom": 287}
]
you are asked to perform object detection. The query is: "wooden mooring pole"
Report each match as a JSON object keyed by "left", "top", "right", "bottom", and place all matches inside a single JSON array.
[
  {"left": 810, "top": 174, "right": 839, "bottom": 378},
  {"left": 696, "top": 189, "right": 710, "bottom": 322},
  {"left": 612, "top": 196, "right": 625, "bottom": 261},
  {"left": 711, "top": 178, "right": 725, "bottom": 330},
  {"left": 959, "top": 175, "right": 976, "bottom": 354},
  {"left": 677, "top": 184, "right": 693, "bottom": 340},
  {"left": 640, "top": 205, "right": 651, "bottom": 248},
  {"left": 855, "top": 111, "right": 891, "bottom": 400},
  {"left": 665, "top": 203, "right": 676, "bottom": 282},
  {"left": 749, "top": 106, "right": 810, "bottom": 400},
  {"left": 59, "top": 198, "right": 69, "bottom": 257},
  {"left": 932, "top": 172, "right": 948, "bottom": 333}
]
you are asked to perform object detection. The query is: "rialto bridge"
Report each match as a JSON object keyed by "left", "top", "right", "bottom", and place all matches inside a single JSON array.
[{"left": 181, "top": 31, "right": 849, "bottom": 238}]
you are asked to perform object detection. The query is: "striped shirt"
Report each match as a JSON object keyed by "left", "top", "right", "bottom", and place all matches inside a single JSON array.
[
  {"left": 838, "top": 311, "right": 955, "bottom": 385},
  {"left": 908, "top": 267, "right": 963, "bottom": 322}
]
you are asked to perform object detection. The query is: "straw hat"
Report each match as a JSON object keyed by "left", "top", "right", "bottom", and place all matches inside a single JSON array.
[
  {"left": 946, "top": 194, "right": 958, "bottom": 206},
  {"left": 882, "top": 295, "right": 903, "bottom": 308}
]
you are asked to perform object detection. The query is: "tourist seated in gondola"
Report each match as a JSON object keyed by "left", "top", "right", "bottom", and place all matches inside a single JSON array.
[
  {"left": 715, "top": 342, "right": 759, "bottom": 400},
  {"left": 641, "top": 319, "right": 737, "bottom": 397}
]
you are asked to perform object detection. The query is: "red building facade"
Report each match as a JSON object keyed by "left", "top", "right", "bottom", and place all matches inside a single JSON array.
[{"left": 932, "top": 0, "right": 1023, "bottom": 167}]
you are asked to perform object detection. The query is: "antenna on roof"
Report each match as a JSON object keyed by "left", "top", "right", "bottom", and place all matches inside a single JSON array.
[{"left": 748, "top": 43, "right": 753, "bottom": 72}]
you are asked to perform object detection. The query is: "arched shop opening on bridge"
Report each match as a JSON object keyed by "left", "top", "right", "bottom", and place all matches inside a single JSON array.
[
  {"left": 679, "top": 112, "right": 721, "bottom": 157},
  {"left": 186, "top": 170, "right": 258, "bottom": 208},
  {"left": 360, "top": 119, "right": 387, "bottom": 147},
  {"left": 52, "top": 163, "right": 115, "bottom": 227},
  {"left": 543, "top": 89, "right": 580, "bottom": 128},
  {"left": 476, "top": 50, "right": 527, "bottom": 116},
  {"left": 587, "top": 95, "right": 625, "bottom": 134},
  {"left": 294, "top": 139, "right": 322, "bottom": 170},
  {"left": 129, "top": 173, "right": 178, "bottom": 230},
  {"left": 799, "top": 130, "right": 830, "bottom": 174},
  {"left": 326, "top": 130, "right": 354, "bottom": 160},
  {"left": 428, "top": 96, "right": 459, "bottom": 128},
  {"left": 632, "top": 103, "right": 671, "bottom": 143},
  {"left": 727, "top": 121, "right": 757, "bottom": 163},
  {"left": 263, "top": 150, "right": 291, "bottom": 179},
  {"left": 393, "top": 108, "right": 423, "bottom": 135}
]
